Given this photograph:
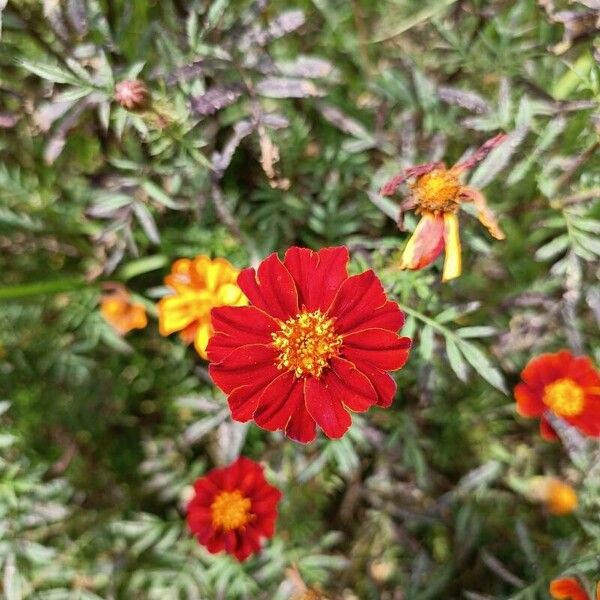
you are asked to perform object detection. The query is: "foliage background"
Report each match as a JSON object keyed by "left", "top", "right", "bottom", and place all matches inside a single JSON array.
[{"left": 0, "top": 0, "right": 599, "bottom": 598}]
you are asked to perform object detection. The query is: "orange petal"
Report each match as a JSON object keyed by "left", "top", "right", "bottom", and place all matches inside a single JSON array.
[
  {"left": 550, "top": 577, "right": 590, "bottom": 600},
  {"left": 399, "top": 212, "right": 445, "bottom": 271},
  {"left": 460, "top": 186, "right": 505, "bottom": 240},
  {"left": 442, "top": 212, "right": 461, "bottom": 281},
  {"left": 193, "top": 322, "right": 212, "bottom": 359}
]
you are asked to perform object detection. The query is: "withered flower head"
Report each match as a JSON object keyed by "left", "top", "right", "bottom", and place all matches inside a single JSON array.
[
  {"left": 114, "top": 79, "right": 150, "bottom": 111},
  {"left": 380, "top": 133, "right": 507, "bottom": 281}
]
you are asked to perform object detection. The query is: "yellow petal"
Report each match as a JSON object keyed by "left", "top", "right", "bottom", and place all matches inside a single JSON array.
[
  {"left": 193, "top": 322, "right": 212, "bottom": 359},
  {"left": 442, "top": 213, "right": 462, "bottom": 281},
  {"left": 158, "top": 294, "right": 201, "bottom": 335}
]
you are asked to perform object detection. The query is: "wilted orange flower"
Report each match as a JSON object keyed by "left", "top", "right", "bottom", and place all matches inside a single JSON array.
[
  {"left": 550, "top": 577, "right": 598, "bottom": 600},
  {"left": 158, "top": 255, "right": 247, "bottom": 359},
  {"left": 515, "top": 350, "right": 600, "bottom": 440},
  {"left": 100, "top": 284, "right": 147, "bottom": 335},
  {"left": 528, "top": 476, "right": 578, "bottom": 515},
  {"left": 380, "top": 133, "right": 507, "bottom": 281}
]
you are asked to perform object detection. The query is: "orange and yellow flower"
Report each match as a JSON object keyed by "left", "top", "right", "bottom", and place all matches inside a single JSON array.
[
  {"left": 158, "top": 255, "right": 247, "bottom": 359},
  {"left": 550, "top": 577, "right": 599, "bottom": 600},
  {"left": 514, "top": 350, "right": 600, "bottom": 440},
  {"left": 380, "top": 133, "right": 507, "bottom": 281},
  {"left": 528, "top": 476, "right": 578, "bottom": 516},
  {"left": 100, "top": 284, "right": 147, "bottom": 335}
]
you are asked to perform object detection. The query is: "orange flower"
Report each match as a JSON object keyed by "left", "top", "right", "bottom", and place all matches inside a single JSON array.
[
  {"left": 380, "top": 133, "right": 507, "bottom": 281},
  {"left": 514, "top": 350, "right": 600, "bottom": 440},
  {"left": 158, "top": 255, "right": 247, "bottom": 359},
  {"left": 100, "top": 284, "right": 147, "bottom": 335},
  {"left": 550, "top": 577, "right": 597, "bottom": 600},
  {"left": 528, "top": 476, "right": 578, "bottom": 515}
]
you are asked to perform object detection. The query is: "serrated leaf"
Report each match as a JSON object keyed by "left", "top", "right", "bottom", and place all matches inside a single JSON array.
[
  {"left": 419, "top": 325, "right": 434, "bottom": 360},
  {"left": 18, "top": 59, "right": 85, "bottom": 87}
]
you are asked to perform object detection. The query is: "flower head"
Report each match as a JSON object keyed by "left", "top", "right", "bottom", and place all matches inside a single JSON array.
[
  {"left": 114, "top": 79, "right": 150, "bottom": 111},
  {"left": 158, "top": 255, "right": 247, "bottom": 359},
  {"left": 380, "top": 133, "right": 507, "bottom": 281},
  {"left": 100, "top": 284, "right": 147, "bottom": 335},
  {"left": 528, "top": 476, "right": 578, "bottom": 515},
  {"left": 186, "top": 456, "right": 281, "bottom": 561},
  {"left": 550, "top": 577, "right": 597, "bottom": 600},
  {"left": 514, "top": 350, "right": 600, "bottom": 440},
  {"left": 207, "top": 246, "right": 411, "bottom": 443}
]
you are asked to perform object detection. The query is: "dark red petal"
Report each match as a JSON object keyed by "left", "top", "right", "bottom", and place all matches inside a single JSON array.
[
  {"left": 328, "top": 271, "right": 404, "bottom": 334},
  {"left": 283, "top": 246, "right": 348, "bottom": 312},
  {"left": 343, "top": 328, "right": 411, "bottom": 371},
  {"left": 353, "top": 361, "right": 397, "bottom": 407},
  {"left": 327, "top": 357, "right": 377, "bottom": 412},
  {"left": 209, "top": 344, "right": 278, "bottom": 394},
  {"left": 285, "top": 400, "right": 316, "bottom": 443},
  {"left": 253, "top": 372, "right": 303, "bottom": 431},
  {"left": 305, "top": 377, "right": 352, "bottom": 439},
  {"left": 237, "top": 253, "right": 299, "bottom": 320},
  {"left": 207, "top": 306, "right": 278, "bottom": 362}
]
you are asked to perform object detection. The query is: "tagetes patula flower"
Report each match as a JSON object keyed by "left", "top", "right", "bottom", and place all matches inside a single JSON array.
[
  {"left": 380, "top": 133, "right": 507, "bottom": 281},
  {"left": 158, "top": 256, "right": 247, "bottom": 359},
  {"left": 550, "top": 577, "right": 599, "bottom": 600},
  {"left": 515, "top": 350, "right": 600, "bottom": 440},
  {"left": 186, "top": 457, "right": 281, "bottom": 562},
  {"left": 207, "top": 246, "right": 411, "bottom": 443},
  {"left": 100, "top": 284, "right": 147, "bottom": 335},
  {"left": 528, "top": 476, "right": 578, "bottom": 516}
]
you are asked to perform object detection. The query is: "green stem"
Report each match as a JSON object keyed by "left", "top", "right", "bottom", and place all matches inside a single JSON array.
[{"left": 0, "top": 278, "right": 92, "bottom": 301}]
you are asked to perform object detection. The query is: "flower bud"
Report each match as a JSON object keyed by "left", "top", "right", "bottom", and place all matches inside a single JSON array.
[
  {"left": 528, "top": 476, "right": 578, "bottom": 516},
  {"left": 114, "top": 79, "right": 150, "bottom": 111}
]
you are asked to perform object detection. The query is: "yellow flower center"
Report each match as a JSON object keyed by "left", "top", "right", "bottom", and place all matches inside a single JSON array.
[
  {"left": 210, "top": 490, "right": 252, "bottom": 531},
  {"left": 547, "top": 480, "right": 578, "bottom": 515},
  {"left": 412, "top": 168, "right": 461, "bottom": 213},
  {"left": 272, "top": 310, "right": 343, "bottom": 378},
  {"left": 543, "top": 378, "right": 585, "bottom": 417}
]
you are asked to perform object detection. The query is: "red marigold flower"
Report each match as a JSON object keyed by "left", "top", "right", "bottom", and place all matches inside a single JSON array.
[
  {"left": 207, "top": 246, "right": 411, "bottom": 443},
  {"left": 186, "top": 456, "right": 281, "bottom": 562},
  {"left": 514, "top": 350, "right": 600, "bottom": 440},
  {"left": 380, "top": 133, "right": 506, "bottom": 281},
  {"left": 550, "top": 577, "right": 595, "bottom": 600}
]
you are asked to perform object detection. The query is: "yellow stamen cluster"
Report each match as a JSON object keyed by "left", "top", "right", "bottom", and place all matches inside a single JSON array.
[
  {"left": 272, "top": 310, "right": 343, "bottom": 378},
  {"left": 543, "top": 378, "right": 585, "bottom": 417},
  {"left": 412, "top": 168, "right": 461, "bottom": 214},
  {"left": 210, "top": 490, "right": 253, "bottom": 531}
]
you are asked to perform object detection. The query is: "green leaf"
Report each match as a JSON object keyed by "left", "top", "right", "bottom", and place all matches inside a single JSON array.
[
  {"left": 446, "top": 338, "right": 468, "bottom": 382},
  {"left": 459, "top": 340, "right": 507, "bottom": 394},
  {"left": 18, "top": 59, "right": 86, "bottom": 87},
  {"left": 535, "top": 234, "right": 569, "bottom": 261}
]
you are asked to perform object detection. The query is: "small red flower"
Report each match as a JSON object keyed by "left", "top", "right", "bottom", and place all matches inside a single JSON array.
[
  {"left": 550, "top": 577, "right": 595, "bottom": 600},
  {"left": 186, "top": 457, "right": 281, "bottom": 561},
  {"left": 207, "top": 246, "right": 411, "bottom": 443},
  {"left": 514, "top": 350, "right": 600, "bottom": 440}
]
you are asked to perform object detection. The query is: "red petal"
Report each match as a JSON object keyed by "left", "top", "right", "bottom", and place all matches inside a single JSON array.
[
  {"left": 540, "top": 416, "right": 559, "bottom": 441},
  {"left": 514, "top": 383, "right": 544, "bottom": 417},
  {"left": 237, "top": 253, "right": 299, "bottom": 320},
  {"left": 253, "top": 372, "right": 303, "bottom": 431},
  {"left": 283, "top": 246, "right": 348, "bottom": 312},
  {"left": 328, "top": 270, "right": 404, "bottom": 334},
  {"left": 400, "top": 213, "right": 445, "bottom": 270},
  {"left": 285, "top": 401, "right": 316, "bottom": 443},
  {"left": 550, "top": 577, "right": 590, "bottom": 600},
  {"left": 327, "top": 358, "right": 377, "bottom": 412},
  {"left": 305, "top": 377, "right": 352, "bottom": 439},
  {"left": 207, "top": 306, "right": 278, "bottom": 362},
  {"left": 353, "top": 361, "right": 397, "bottom": 407},
  {"left": 343, "top": 328, "right": 411, "bottom": 371},
  {"left": 209, "top": 344, "right": 278, "bottom": 394}
]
